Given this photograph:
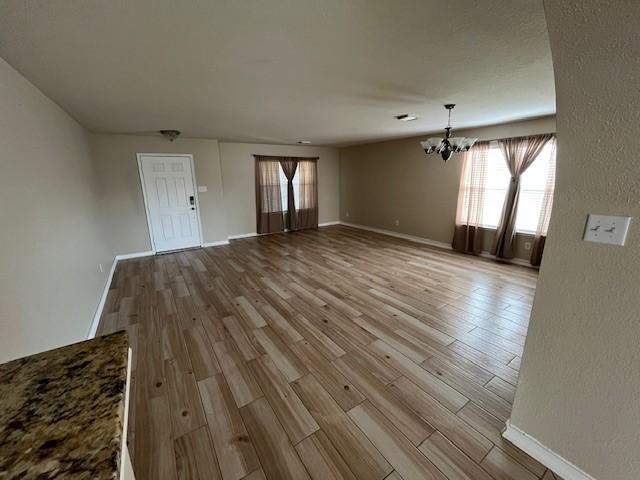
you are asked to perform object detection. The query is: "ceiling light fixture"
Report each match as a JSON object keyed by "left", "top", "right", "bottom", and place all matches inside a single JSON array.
[
  {"left": 420, "top": 104, "right": 477, "bottom": 162},
  {"left": 160, "top": 129, "right": 181, "bottom": 141},
  {"left": 297, "top": 140, "right": 311, "bottom": 144},
  {"left": 395, "top": 114, "right": 419, "bottom": 121}
]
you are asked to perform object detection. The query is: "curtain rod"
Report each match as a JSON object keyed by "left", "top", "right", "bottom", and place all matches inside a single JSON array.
[
  {"left": 475, "top": 132, "right": 556, "bottom": 144},
  {"left": 253, "top": 155, "right": 319, "bottom": 160}
]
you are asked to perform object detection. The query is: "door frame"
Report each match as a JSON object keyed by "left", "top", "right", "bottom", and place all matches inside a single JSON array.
[{"left": 136, "top": 153, "right": 204, "bottom": 254}]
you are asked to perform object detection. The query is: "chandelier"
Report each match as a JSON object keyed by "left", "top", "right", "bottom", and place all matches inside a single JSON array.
[{"left": 420, "top": 104, "right": 477, "bottom": 162}]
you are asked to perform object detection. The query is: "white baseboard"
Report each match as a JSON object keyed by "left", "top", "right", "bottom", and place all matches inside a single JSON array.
[
  {"left": 87, "top": 256, "right": 119, "bottom": 339},
  {"left": 478, "top": 251, "right": 533, "bottom": 268},
  {"left": 203, "top": 240, "right": 230, "bottom": 247},
  {"left": 228, "top": 232, "right": 258, "bottom": 240},
  {"left": 115, "top": 251, "right": 154, "bottom": 261},
  {"left": 88, "top": 241, "right": 245, "bottom": 339},
  {"left": 340, "top": 221, "right": 535, "bottom": 268},
  {"left": 503, "top": 421, "right": 596, "bottom": 480},
  {"left": 339, "top": 221, "right": 453, "bottom": 250},
  {"left": 88, "top": 250, "right": 153, "bottom": 339},
  {"left": 228, "top": 221, "right": 339, "bottom": 240}
]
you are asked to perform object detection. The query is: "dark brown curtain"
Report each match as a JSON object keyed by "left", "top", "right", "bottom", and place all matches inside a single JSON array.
[
  {"left": 491, "top": 134, "right": 555, "bottom": 259},
  {"left": 294, "top": 159, "right": 318, "bottom": 230},
  {"left": 255, "top": 157, "right": 285, "bottom": 234},
  {"left": 254, "top": 155, "right": 319, "bottom": 234},
  {"left": 530, "top": 235, "right": 546, "bottom": 266},
  {"left": 279, "top": 158, "right": 299, "bottom": 230},
  {"left": 452, "top": 142, "right": 490, "bottom": 254}
]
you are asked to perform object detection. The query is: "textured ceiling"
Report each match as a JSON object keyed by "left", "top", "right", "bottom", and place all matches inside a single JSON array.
[{"left": 0, "top": 0, "right": 555, "bottom": 146}]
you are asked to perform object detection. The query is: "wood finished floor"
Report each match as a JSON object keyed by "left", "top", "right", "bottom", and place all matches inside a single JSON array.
[{"left": 98, "top": 225, "right": 562, "bottom": 480}]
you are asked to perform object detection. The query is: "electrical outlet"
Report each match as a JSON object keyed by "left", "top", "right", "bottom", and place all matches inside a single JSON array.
[
  {"left": 524, "top": 242, "right": 531, "bottom": 251},
  {"left": 583, "top": 214, "right": 631, "bottom": 245},
  {"left": 98, "top": 263, "right": 104, "bottom": 273},
  {"left": 345, "top": 211, "right": 350, "bottom": 217},
  {"left": 395, "top": 219, "right": 400, "bottom": 226}
]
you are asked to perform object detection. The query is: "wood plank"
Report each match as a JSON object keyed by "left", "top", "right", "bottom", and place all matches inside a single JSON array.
[
  {"left": 421, "top": 356, "right": 512, "bottom": 421},
  {"left": 348, "top": 401, "right": 446, "bottom": 480},
  {"left": 290, "top": 340, "right": 366, "bottom": 411},
  {"left": 334, "top": 356, "right": 433, "bottom": 446},
  {"left": 418, "top": 431, "right": 493, "bottom": 480},
  {"left": 240, "top": 397, "right": 311, "bottom": 480},
  {"left": 234, "top": 296, "right": 268, "bottom": 328},
  {"left": 248, "top": 354, "right": 319, "bottom": 444},
  {"left": 485, "top": 376, "right": 516, "bottom": 404},
  {"left": 261, "top": 304, "right": 304, "bottom": 343},
  {"left": 164, "top": 358, "right": 207, "bottom": 439},
  {"left": 198, "top": 374, "right": 260, "bottom": 480},
  {"left": 456, "top": 402, "right": 546, "bottom": 477},
  {"left": 370, "top": 340, "right": 468, "bottom": 412},
  {"left": 183, "top": 325, "right": 221, "bottom": 381},
  {"left": 174, "top": 426, "right": 222, "bottom": 480},
  {"left": 292, "top": 374, "right": 393, "bottom": 480},
  {"left": 388, "top": 377, "right": 492, "bottom": 463},
  {"left": 480, "top": 446, "right": 539, "bottom": 480},
  {"left": 133, "top": 395, "right": 177, "bottom": 480},
  {"left": 222, "top": 315, "right": 261, "bottom": 361},
  {"left": 352, "top": 316, "right": 429, "bottom": 363},
  {"left": 213, "top": 340, "right": 263, "bottom": 408},
  {"left": 295, "top": 431, "right": 358, "bottom": 480},
  {"left": 241, "top": 469, "right": 267, "bottom": 480},
  {"left": 251, "top": 326, "right": 307, "bottom": 382}
]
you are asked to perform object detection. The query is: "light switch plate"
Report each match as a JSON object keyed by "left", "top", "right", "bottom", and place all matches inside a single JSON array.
[
  {"left": 583, "top": 214, "right": 631, "bottom": 245},
  {"left": 197, "top": 186, "right": 208, "bottom": 192}
]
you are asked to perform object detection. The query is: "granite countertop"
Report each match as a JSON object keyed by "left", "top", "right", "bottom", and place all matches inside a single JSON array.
[{"left": 0, "top": 331, "right": 129, "bottom": 479}]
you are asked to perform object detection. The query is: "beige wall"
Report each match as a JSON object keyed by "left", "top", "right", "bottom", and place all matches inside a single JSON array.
[
  {"left": 90, "top": 134, "right": 228, "bottom": 255},
  {"left": 510, "top": 2, "right": 640, "bottom": 479},
  {"left": 339, "top": 116, "right": 556, "bottom": 260},
  {"left": 219, "top": 142, "right": 340, "bottom": 237},
  {"left": 0, "top": 58, "right": 112, "bottom": 362}
]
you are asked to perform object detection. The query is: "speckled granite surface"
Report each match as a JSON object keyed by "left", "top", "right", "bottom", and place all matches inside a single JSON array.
[{"left": 0, "top": 331, "right": 129, "bottom": 479}]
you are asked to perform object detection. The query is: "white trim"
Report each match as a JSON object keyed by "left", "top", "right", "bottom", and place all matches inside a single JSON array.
[
  {"left": 87, "top": 250, "right": 155, "bottom": 339},
  {"left": 478, "top": 251, "right": 534, "bottom": 268},
  {"left": 203, "top": 240, "right": 230, "bottom": 247},
  {"left": 503, "top": 421, "right": 597, "bottom": 480},
  {"left": 227, "top": 222, "right": 338, "bottom": 240},
  {"left": 228, "top": 232, "right": 258, "bottom": 240},
  {"left": 339, "top": 221, "right": 453, "bottom": 250},
  {"left": 340, "top": 221, "right": 536, "bottom": 268},
  {"left": 136, "top": 153, "right": 204, "bottom": 254},
  {"left": 120, "top": 347, "right": 133, "bottom": 479},
  {"left": 87, "top": 256, "right": 118, "bottom": 339},
  {"left": 116, "top": 251, "right": 154, "bottom": 261}
]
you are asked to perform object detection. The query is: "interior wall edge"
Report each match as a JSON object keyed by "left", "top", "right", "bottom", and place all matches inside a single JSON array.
[{"left": 503, "top": 421, "right": 597, "bottom": 480}]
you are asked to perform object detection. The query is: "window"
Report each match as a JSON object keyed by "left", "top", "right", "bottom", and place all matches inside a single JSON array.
[
  {"left": 480, "top": 147, "right": 511, "bottom": 228},
  {"left": 255, "top": 156, "right": 319, "bottom": 234},
  {"left": 515, "top": 142, "right": 556, "bottom": 233},
  {"left": 458, "top": 141, "right": 556, "bottom": 233},
  {"left": 278, "top": 164, "right": 300, "bottom": 209}
]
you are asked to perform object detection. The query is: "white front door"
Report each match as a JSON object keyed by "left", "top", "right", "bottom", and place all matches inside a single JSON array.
[{"left": 138, "top": 154, "right": 202, "bottom": 253}]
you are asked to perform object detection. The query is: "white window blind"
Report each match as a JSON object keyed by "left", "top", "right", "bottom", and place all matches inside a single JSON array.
[{"left": 458, "top": 141, "right": 556, "bottom": 233}]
